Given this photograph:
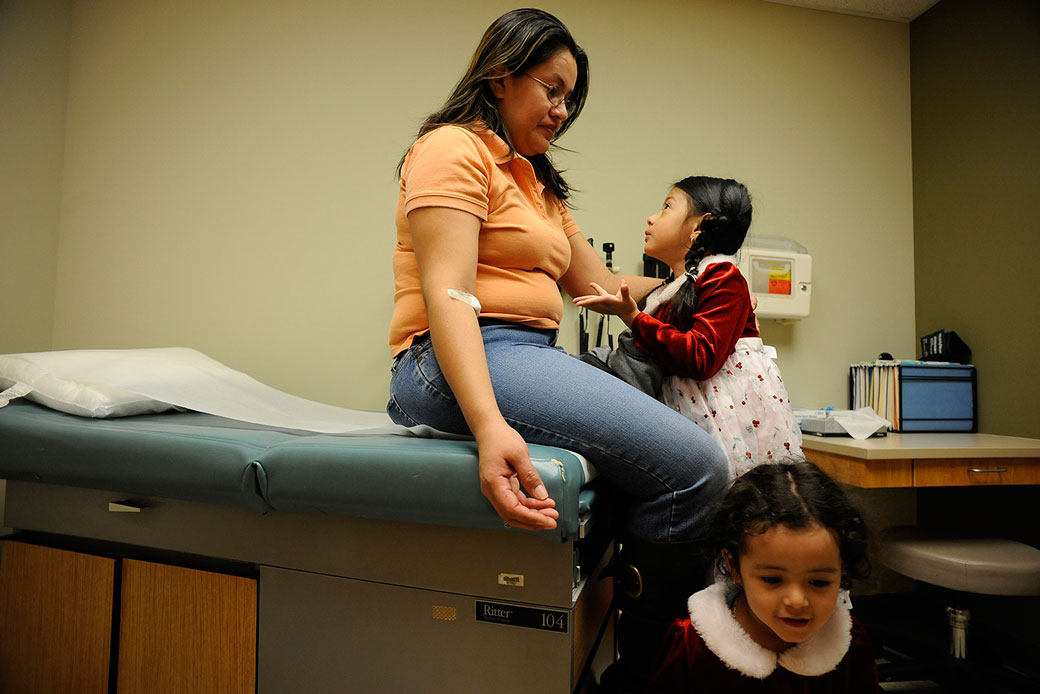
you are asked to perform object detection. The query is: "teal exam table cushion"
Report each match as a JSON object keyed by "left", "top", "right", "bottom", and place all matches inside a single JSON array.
[{"left": 0, "top": 400, "right": 591, "bottom": 541}]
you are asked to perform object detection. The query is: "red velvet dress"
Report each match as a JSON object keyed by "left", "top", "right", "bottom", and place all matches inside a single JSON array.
[
  {"left": 632, "top": 257, "right": 759, "bottom": 381},
  {"left": 646, "top": 583, "right": 879, "bottom": 693},
  {"left": 631, "top": 256, "right": 802, "bottom": 477}
]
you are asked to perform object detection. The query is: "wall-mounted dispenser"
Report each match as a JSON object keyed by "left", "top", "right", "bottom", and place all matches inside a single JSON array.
[{"left": 736, "top": 236, "right": 812, "bottom": 320}]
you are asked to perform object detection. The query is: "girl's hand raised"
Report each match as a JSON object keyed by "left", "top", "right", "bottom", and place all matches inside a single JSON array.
[{"left": 573, "top": 280, "right": 640, "bottom": 327}]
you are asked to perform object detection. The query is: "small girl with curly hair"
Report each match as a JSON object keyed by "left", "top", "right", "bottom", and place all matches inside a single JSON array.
[
  {"left": 645, "top": 460, "right": 878, "bottom": 693},
  {"left": 574, "top": 176, "right": 802, "bottom": 477}
]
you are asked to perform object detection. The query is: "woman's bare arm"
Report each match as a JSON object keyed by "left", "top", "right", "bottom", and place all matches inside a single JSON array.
[
  {"left": 409, "top": 206, "right": 558, "bottom": 530},
  {"left": 558, "top": 231, "right": 662, "bottom": 301}
]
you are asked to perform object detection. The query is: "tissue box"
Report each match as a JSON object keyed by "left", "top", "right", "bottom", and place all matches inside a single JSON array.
[
  {"left": 795, "top": 409, "right": 888, "bottom": 438},
  {"left": 849, "top": 362, "right": 977, "bottom": 433}
]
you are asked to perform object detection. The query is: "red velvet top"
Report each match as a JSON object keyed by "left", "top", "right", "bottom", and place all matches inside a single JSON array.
[
  {"left": 645, "top": 616, "right": 879, "bottom": 694},
  {"left": 630, "top": 261, "right": 758, "bottom": 381}
]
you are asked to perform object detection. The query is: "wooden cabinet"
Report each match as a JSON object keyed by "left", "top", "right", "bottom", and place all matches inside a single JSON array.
[
  {"left": 805, "top": 449, "right": 914, "bottom": 488},
  {"left": 118, "top": 559, "right": 256, "bottom": 693},
  {"left": 0, "top": 541, "right": 115, "bottom": 693},
  {"left": 802, "top": 433, "right": 1040, "bottom": 488},
  {"left": 0, "top": 541, "right": 256, "bottom": 694},
  {"left": 913, "top": 457, "right": 1040, "bottom": 487}
]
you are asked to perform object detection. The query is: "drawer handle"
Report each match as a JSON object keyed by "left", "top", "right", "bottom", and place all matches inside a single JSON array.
[
  {"left": 108, "top": 500, "right": 147, "bottom": 513},
  {"left": 967, "top": 467, "right": 1008, "bottom": 474}
]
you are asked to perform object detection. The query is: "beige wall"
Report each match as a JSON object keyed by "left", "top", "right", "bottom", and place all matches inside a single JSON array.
[
  {"left": 0, "top": 0, "right": 69, "bottom": 355},
  {"left": 911, "top": 0, "right": 1040, "bottom": 438},
  {"left": 6, "top": 0, "right": 916, "bottom": 413},
  {"left": 0, "top": 0, "right": 72, "bottom": 531}
]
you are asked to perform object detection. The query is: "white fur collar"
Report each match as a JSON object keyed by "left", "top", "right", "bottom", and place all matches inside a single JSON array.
[
  {"left": 697, "top": 253, "right": 738, "bottom": 276},
  {"left": 688, "top": 582, "right": 852, "bottom": 679},
  {"left": 642, "top": 254, "right": 738, "bottom": 317}
]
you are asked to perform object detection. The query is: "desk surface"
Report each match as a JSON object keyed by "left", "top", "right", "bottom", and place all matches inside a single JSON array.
[
  {"left": 801, "top": 432, "right": 1040, "bottom": 488},
  {"left": 801, "top": 432, "right": 1040, "bottom": 460}
]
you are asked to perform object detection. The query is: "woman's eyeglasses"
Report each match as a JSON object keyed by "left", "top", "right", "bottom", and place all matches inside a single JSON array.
[{"left": 525, "top": 74, "right": 578, "bottom": 114}]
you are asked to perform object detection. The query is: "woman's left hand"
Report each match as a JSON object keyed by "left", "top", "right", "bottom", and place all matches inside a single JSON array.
[{"left": 572, "top": 280, "right": 640, "bottom": 326}]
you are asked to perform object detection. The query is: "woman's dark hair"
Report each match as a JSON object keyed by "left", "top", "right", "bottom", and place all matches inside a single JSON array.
[
  {"left": 667, "top": 176, "right": 753, "bottom": 331},
  {"left": 706, "top": 460, "right": 871, "bottom": 590},
  {"left": 398, "top": 8, "right": 589, "bottom": 200}
]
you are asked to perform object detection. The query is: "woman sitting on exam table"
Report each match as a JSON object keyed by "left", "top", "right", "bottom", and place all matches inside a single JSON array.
[{"left": 385, "top": 8, "right": 728, "bottom": 691}]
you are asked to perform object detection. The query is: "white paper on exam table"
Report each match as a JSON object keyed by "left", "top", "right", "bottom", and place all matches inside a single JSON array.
[{"left": 0, "top": 347, "right": 597, "bottom": 481}]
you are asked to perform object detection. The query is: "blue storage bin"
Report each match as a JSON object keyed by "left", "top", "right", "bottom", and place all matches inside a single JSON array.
[
  {"left": 849, "top": 362, "right": 977, "bottom": 433},
  {"left": 899, "top": 364, "right": 976, "bottom": 432}
]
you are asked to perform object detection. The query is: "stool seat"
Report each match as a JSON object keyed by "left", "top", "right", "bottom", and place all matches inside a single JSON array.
[{"left": 881, "top": 526, "right": 1040, "bottom": 596}]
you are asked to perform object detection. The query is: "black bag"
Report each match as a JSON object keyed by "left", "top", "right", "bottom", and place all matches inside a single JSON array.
[
  {"left": 920, "top": 329, "right": 972, "bottom": 364},
  {"left": 579, "top": 329, "right": 667, "bottom": 398}
]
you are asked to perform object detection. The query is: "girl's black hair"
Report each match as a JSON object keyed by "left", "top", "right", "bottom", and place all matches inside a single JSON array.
[
  {"left": 398, "top": 8, "right": 589, "bottom": 201},
  {"left": 668, "top": 176, "right": 753, "bottom": 331},
  {"left": 706, "top": 460, "right": 871, "bottom": 590}
]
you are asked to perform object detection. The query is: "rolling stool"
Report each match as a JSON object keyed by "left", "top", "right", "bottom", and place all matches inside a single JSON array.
[{"left": 878, "top": 526, "right": 1040, "bottom": 692}]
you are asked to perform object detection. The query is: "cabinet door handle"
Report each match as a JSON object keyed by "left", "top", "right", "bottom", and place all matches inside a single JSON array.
[
  {"left": 967, "top": 467, "right": 1007, "bottom": 474},
  {"left": 108, "top": 500, "right": 147, "bottom": 513}
]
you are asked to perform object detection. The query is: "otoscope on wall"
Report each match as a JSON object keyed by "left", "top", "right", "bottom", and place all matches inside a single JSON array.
[
  {"left": 577, "top": 240, "right": 618, "bottom": 351},
  {"left": 579, "top": 238, "right": 593, "bottom": 353},
  {"left": 599, "top": 242, "right": 615, "bottom": 349}
]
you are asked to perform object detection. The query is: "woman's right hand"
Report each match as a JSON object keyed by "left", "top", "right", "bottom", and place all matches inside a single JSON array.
[{"left": 476, "top": 420, "right": 559, "bottom": 531}]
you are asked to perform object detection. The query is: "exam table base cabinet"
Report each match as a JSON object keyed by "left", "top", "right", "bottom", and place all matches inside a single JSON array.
[
  {"left": 0, "top": 542, "right": 114, "bottom": 693},
  {"left": 0, "top": 481, "right": 613, "bottom": 694},
  {"left": 0, "top": 540, "right": 257, "bottom": 694}
]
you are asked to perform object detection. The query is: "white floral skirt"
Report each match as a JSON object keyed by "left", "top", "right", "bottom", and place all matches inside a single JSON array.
[{"left": 661, "top": 338, "right": 803, "bottom": 478}]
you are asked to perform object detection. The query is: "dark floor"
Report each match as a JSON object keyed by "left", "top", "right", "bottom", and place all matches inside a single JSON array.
[{"left": 855, "top": 591, "right": 1040, "bottom": 694}]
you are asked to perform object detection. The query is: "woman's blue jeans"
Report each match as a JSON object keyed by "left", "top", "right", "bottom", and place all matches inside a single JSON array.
[{"left": 387, "top": 323, "right": 728, "bottom": 542}]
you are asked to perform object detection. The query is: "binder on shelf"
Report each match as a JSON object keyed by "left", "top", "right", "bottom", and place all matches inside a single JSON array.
[{"left": 848, "top": 361, "right": 976, "bottom": 433}]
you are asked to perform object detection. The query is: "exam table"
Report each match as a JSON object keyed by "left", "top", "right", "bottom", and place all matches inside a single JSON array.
[{"left": 0, "top": 399, "right": 615, "bottom": 693}]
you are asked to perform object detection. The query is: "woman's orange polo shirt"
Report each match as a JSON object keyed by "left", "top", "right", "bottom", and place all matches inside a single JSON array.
[{"left": 389, "top": 125, "right": 581, "bottom": 355}]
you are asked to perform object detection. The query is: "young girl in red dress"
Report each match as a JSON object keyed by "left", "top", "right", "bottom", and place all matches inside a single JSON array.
[
  {"left": 574, "top": 176, "right": 802, "bottom": 477},
  {"left": 645, "top": 460, "right": 878, "bottom": 693}
]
